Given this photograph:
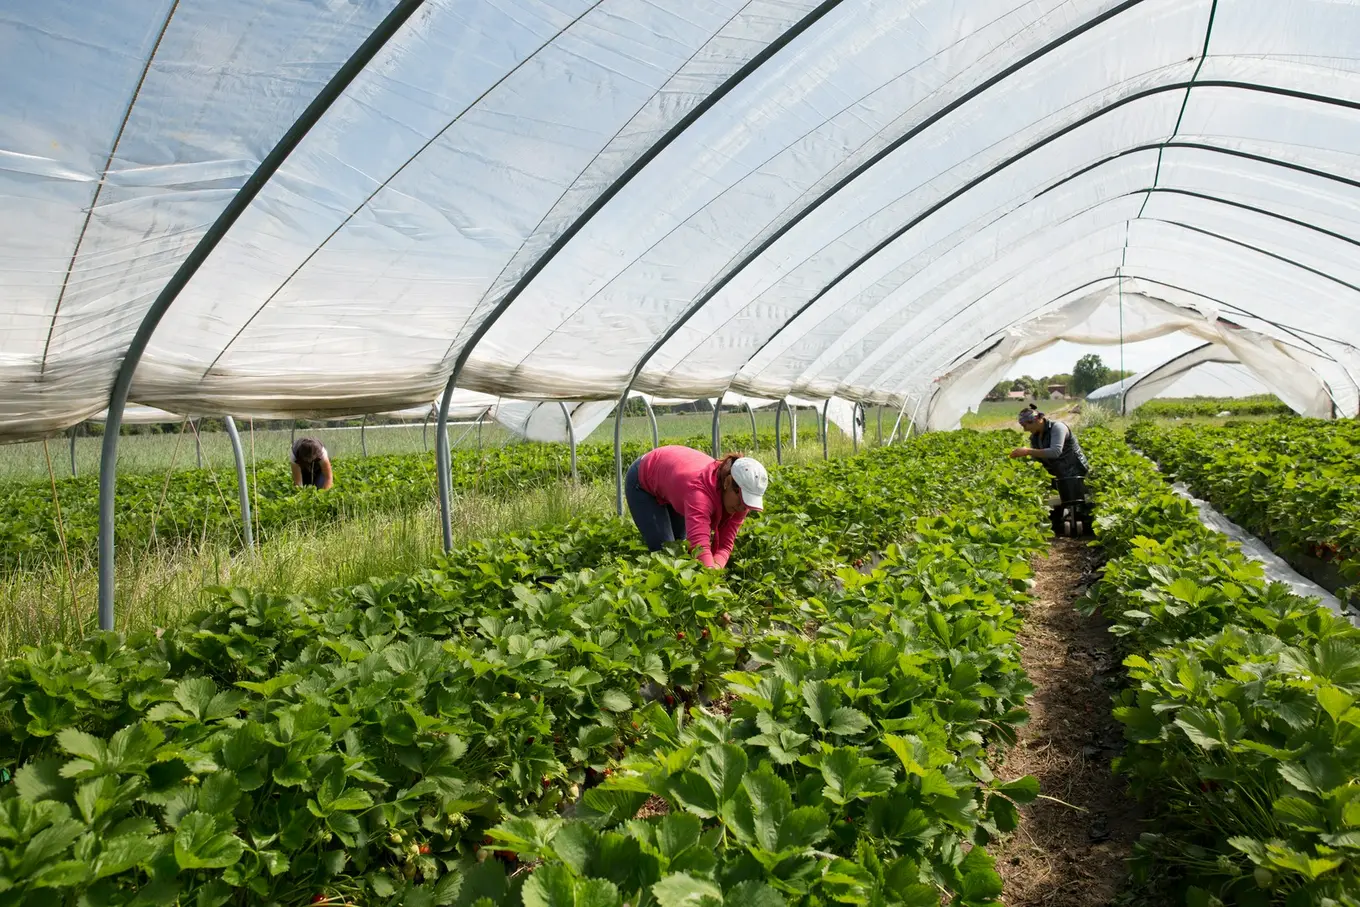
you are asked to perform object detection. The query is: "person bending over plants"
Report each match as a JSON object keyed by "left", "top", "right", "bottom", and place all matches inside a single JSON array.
[
  {"left": 1009, "top": 405, "right": 1089, "bottom": 479},
  {"left": 624, "top": 445, "right": 767, "bottom": 569},
  {"left": 290, "top": 437, "right": 333, "bottom": 489}
]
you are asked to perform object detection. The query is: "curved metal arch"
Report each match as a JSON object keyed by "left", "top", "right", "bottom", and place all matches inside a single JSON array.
[
  {"left": 773, "top": 399, "right": 787, "bottom": 465},
  {"left": 736, "top": 140, "right": 1360, "bottom": 405},
  {"left": 95, "top": 0, "right": 429, "bottom": 629},
  {"left": 559, "top": 402, "right": 577, "bottom": 482},
  {"left": 710, "top": 392, "right": 724, "bottom": 458},
  {"left": 515, "top": 0, "right": 1157, "bottom": 388},
  {"left": 204, "top": 2, "right": 608, "bottom": 376},
  {"left": 41, "top": 1, "right": 182, "bottom": 377},
  {"left": 714, "top": 81, "right": 1360, "bottom": 395},
  {"left": 867, "top": 253, "right": 1355, "bottom": 415},
  {"left": 1038, "top": 140, "right": 1360, "bottom": 202},
  {"left": 841, "top": 184, "right": 1360, "bottom": 387}
]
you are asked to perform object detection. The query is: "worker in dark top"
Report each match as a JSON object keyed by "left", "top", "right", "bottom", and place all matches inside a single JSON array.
[
  {"left": 1009, "top": 406, "right": 1089, "bottom": 479},
  {"left": 290, "top": 437, "right": 333, "bottom": 489}
]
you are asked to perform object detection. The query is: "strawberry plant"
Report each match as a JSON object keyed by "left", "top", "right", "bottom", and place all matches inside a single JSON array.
[
  {"left": 1083, "top": 428, "right": 1360, "bottom": 906},
  {"left": 1129, "top": 418, "right": 1360, "bottom": 604},
  {"left": 0, "top": 429, "right": 1053, "bottom": 904}
]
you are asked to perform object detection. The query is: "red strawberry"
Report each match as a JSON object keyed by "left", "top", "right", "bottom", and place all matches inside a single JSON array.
[
  {"left": 419, "top": 843, "right": 431, "bottom": 855},
  {"left": 676, "top": 631, "right": 685, "bottom": 640},
  {"left": 700, "top": 628, "right": 709, "bottom": 639}
]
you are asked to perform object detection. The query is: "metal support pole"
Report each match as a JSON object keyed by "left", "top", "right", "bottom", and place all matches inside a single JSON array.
[
  {"left": 69, "top": 427, "right": 78, "bottom": 477},
  {"left": 640, "top": 396, "right": 659, "bottom": 449},
  {"left": 614, "top": 395, "right": 627, "bottom": 515},
  {"left": 773, "top": 400, "right": 786, "bottom": 465},
  {"left": 291, "top": 425, "right": 296, "bottom": 445},
  {"left": 477, "top": 412, "right": 484, "bottom": 452},
  {"left": 820, "top": 399, "right": 830, "bottom": 460},
  {"left": 852, "top": 403, "right": 862, "bottom": 453},
  {"left": 360, "top": 414, "right": 368, "bottom": 457},
  {"left": 223, "top": 417, "right": 254, "bottom": 550},
  {"left": 887, "top": 394, "right": 921, "bottom": 446},
  {"left": 94, "top": 0, "right": 435, "bottom": 627},
  {"left": 791, "top": 407, "right": 798, "bottom": 449},
  {"left": 744, "top": 402, "right": 758, "bottom": 452},
  {"left": 711, "top": 393, "right": 724, "bottom": 458},
  {"left": 435, "top": 384, "right": 455, "bottom": 552},
  {"left": 423, "top": 412, "right": 430, "bottom": 451},
  {"left": 194, "top": 421, "right": 202, "bottom": 468},
  {"left": 877, "top": 406, "right": 883, "bottom": 446},
  {"left": 559, "top": 403, "right": 578, "bottom": 482}
]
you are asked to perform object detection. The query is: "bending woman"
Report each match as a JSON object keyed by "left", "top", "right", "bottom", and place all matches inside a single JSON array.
[
  {"left": 625, "top": 446, "right": 767, "bottom": 569},
  {"left": 290, "top": 437, "right": 333, "bottom": 490}
]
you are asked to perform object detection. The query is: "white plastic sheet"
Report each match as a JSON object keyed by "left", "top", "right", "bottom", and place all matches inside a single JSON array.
[{"left": 3, "top": 0, "right": 1360, "bottom": 440}]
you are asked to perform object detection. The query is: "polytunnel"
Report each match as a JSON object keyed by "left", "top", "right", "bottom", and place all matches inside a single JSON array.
[
  {"left": 1087, "top": 342, "right": 1274, "bottom": 414},
  {"left": 5, "top": 0, "right": 1360, "bottom": 625}
]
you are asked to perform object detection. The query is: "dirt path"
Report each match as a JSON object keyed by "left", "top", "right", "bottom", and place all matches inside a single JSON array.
[{"left": 993, "top": 538, "right": 1142, "bottom": 907}]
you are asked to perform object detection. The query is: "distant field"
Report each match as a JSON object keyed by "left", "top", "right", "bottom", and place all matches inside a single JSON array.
[{"left": 0, "top": 406, "right": 894, "bottom": 482}]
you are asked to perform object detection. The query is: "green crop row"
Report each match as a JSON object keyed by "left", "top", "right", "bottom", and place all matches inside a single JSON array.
[
  {"left": 0, "top": 430, "right": 1048, "bottom": 906},
  {"left": 1082, "top": 428, "right": 1360, "bottom": 906},
  {"left": 1128, "top": 419, "right": 1360, "bottom": 603},
  {"left": 0, "top": 427, "right": 826, "bottom": 574},
  {"left": 1133, "top": 397, "right": 1294, "bottom": 419}
]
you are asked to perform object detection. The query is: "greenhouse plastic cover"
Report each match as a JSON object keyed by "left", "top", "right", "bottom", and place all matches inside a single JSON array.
[
  {"left": 4, "top": 0, "right": 1360, "bottom": 443},
  {"left": 1087, "top": 342, "right": 1273, "bottom": 412}
]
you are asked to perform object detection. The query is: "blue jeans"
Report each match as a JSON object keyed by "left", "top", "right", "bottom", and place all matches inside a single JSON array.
[{"left": 625, "top": 458, "right": 685, "bottom": 551}]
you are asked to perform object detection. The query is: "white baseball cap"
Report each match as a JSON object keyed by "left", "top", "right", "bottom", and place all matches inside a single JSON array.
[{"left": 730, "top": 457, "right": 768, "bottom": 510}]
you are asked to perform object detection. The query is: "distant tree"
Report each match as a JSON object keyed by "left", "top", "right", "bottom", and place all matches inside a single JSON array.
[
  {"left": 1072, "top": 354, "right": 1110, "bottom": 396},
  {"left": 986, "top": 380, "right": 1012, "bottom": 401}
]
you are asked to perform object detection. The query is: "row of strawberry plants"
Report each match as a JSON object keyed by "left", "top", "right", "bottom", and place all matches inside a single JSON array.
[
  {"left": 0, "top": 426, "right": 819, "bottom": 573},
  {"left": 1127, "top": 419, "right": 1360, "bottom": 603},
  {"left": 1082, "top": 427, "right": 1360, "bottom": 905},
  {"left": 0, "top": 430, "right": 1049, "bottom": 905},
  {"left": 1134, "top": 397, "right": 1293, "bottom": 419}
]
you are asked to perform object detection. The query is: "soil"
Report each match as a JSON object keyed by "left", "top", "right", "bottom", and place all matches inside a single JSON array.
[{"left": 992, "top": 538, "right": 1143, "bottom": 907}]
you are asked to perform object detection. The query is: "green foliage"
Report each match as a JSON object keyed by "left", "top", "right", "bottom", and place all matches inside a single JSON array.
[
  {"left": 1082, "top": 427, "right": 1360, "bottom": 905},
  {"left": 0, "top": 430, "right": 1051, "bottom": 904},
  {"left": 1135, "top": 396, "right": 1294, "bottom": 419},
  {"left": 1128, "top": 419, "right": 1360, "bottom": 603},
  {"left": 1072, "top": 354, "right": 1110, "bottom": 397}
]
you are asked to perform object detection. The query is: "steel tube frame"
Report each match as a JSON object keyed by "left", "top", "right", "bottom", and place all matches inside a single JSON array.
[
  {"left": 820, "top": 400, "right": 830, "bottom": 460},
  {"left": 360, "top": 415, "right": 368, "bottom": 457},
  {"left": 223, "top": 417, "right": 254, "bottom": 550},
  {"left": 877, "top": 406, "right": 883, "bottom": 446},
  {"left": 744, "top": 402, "right": 758, "bottom": 452},
  {"left": 91, "top": 0, "right": 426, "bottom": 628},
  {"left": 69, "top": 427, "right": 78, "bottom": 477},
  {"left": 194, "top": 421, "right": 202, "bottom": 468},
  {"left": 886, "top": 396, "right": 913, "bottom": 446},
  {"left": 711, "top": 393, "right": 724, "bottom": 458},
  {"left": 773, "top": 400, "right": 787, "bottom": 465},
  {"left": 640, "top": 396, "right": 659, "bottom": 449},
  {"left": 423, "top": 412, "right": 430, "bottom": 451},
  {"left": 559, "top": 403, "right": 578, "bottom": 481},
  {"left": 852, "top": 403, "right": 863, "bottom": 453},
  {"left": 791, "top": 407, "right": 798, "bottom": 449}
]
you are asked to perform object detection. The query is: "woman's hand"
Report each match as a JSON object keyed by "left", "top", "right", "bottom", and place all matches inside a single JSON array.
[{"left": 1008, "top": 447, "right": 1031, "bottom": 459}]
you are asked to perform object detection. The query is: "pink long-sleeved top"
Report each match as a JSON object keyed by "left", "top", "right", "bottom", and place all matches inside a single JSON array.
[{"left": 638, "top": 445, "right": 749, "bottom": 568}]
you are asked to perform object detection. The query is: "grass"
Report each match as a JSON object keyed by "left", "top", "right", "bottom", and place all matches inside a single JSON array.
[
  {"left": 0, "top": 426, "right": 870, "bottom": 659},
  {"left": 0, "top": 480, "right": 613, "bottom": 660},
  {"left": 0, "top": 408, "right": 896, "bottom": 482}
]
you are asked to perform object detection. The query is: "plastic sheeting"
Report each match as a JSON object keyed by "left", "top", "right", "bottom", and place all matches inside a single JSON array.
[
  {"left": 5, "top": 0, "right": 1360, "bottom": 440},
  {"left": 1169, "top": 482, "right": 1353, "bottom": 625},
  {"left": 923, "top": 284, "right": 1347, "bottom": 429},
  {"left": 1087, "top": 343, "right": 1273, "bottom": 412}
]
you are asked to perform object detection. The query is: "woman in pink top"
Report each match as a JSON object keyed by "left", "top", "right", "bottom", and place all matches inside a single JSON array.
[{"left": 625, "top": 446, "right": 769, "bottom": 568}]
